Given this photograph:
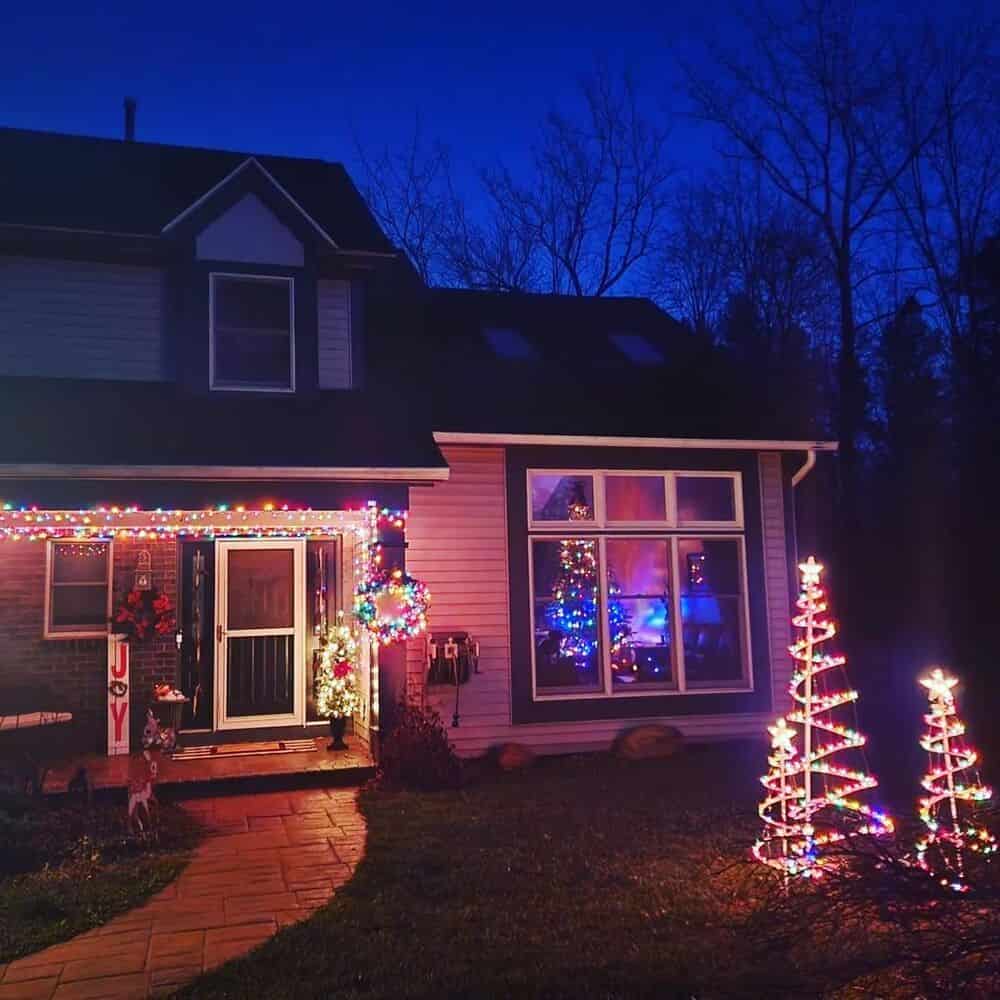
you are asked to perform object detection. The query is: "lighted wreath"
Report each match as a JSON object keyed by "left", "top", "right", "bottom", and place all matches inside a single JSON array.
[{"left": 355, "top": 568, "right": 430, "bottom": 645}]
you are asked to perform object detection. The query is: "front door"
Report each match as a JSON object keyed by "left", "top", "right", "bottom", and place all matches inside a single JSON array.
[{"left": 215, "top": 539, "right": 306, "bottom": 730}]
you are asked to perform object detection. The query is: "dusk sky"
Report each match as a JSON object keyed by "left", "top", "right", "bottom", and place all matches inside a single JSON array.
[{"left": 2, "top": 0, "right": 741, "bottom": 200}]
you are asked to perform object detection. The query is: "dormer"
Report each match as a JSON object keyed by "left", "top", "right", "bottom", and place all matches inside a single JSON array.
[
  {"left": 0, "top": 129, "right": 398, "bottom": 393},
  {"left": 163, "top": 156, "right": 360, "bottom": 395}
]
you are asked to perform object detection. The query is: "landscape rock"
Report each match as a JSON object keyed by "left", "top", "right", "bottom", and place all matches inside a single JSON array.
[
  {"left": 615, "top": 724, "right": 682, "bottom": 760},
  {"left": 495, "top": 742, "right": 536, "bottom": 771}
]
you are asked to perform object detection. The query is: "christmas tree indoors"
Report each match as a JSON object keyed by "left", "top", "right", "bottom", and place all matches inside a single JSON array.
[
  {"left": 916, "top": 667, "right": 996, "bottom": 890},
  {"left": 544, "top": 488, "right": 630, "bottom": 671},
  {"left": 753, "top": 557, "right": 893, "bottom": 878}
]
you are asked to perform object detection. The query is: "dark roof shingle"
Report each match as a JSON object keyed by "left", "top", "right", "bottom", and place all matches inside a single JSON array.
[
  {"left": 0, "top": 378, "right": 445, "bottom": 471},
  {"left": 424, "top": 288, "right": 814, "bottom": 440},
  {"left": 0, "top": 127, "right": 394, "bottom": 253}
]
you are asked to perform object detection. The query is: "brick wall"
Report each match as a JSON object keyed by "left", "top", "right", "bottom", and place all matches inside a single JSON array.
[
  {"left": 0, "top": 537, "right": 179, "bottom": 752},
  {"left": 113, "top": 539, "right": 180, "bottom": 750}
]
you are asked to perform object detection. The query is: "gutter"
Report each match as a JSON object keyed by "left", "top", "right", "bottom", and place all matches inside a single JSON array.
[
  {"left": 433, "top": 431, "right": 840, "bottom": 453},
  {"left": 0, "top": 464, "right": 450, "bottom": 483}
]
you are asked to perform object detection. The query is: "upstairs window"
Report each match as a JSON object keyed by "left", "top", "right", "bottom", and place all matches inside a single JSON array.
[
  {"left": 211, "top": 274, "right": 294, "bottom": 391},
  {"left": 46, "top": 541, "right": 112, "bottom": 638}
]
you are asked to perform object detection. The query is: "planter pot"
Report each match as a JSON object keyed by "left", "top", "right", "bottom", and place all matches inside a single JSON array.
[{"left": 328, "top": 715, "right": 348, "bottom": 751}]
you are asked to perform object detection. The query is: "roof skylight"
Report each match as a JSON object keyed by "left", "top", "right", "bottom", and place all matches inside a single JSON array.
[
  {"left": 482, "top": 326, "right": 539, "bottom": 361},
  {"left": 609, "top": 333, "right": 665, "bottom": 365}
]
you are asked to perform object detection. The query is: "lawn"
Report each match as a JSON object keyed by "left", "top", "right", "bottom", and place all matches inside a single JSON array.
[
  {"left": 0, "top": 792, "right": 199, "bottom": 963},
  {"left": 175, "top": 742, "right": 999, "bottom": 998}
]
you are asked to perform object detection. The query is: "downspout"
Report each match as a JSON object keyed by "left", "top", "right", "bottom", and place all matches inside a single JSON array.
[
  {"left": 789, "top": 448, "right": 817, "bottom": 574},
  {"left": 791, "top": 448, "right": 816, "bottom": 488}
]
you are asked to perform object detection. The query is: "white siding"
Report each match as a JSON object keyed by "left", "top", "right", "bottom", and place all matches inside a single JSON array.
[
  {"left": 0, "top": 256, "right": 165, "bottom": 381},
  {"left": 759, "top": 452, "right": 793, "bottom": 711},
  {"left": 406, "top": 445, "right": 794, "bottom": 757},
  {"left": 195, "top": 193, "right": 304, "bottom": 266},
  {"left": 317, "top": 280, "right": 352, "bottom": 389},
  {"left": 406, "top": 447, "right": 511, "bottom": 754}
]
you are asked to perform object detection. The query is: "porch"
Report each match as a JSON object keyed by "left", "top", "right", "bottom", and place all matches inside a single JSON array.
[
  {"left": 0, "top": 503, "right": 409, "bottom": 782},
  {"left": 42, "top": 734, "right": 375, "bottom": 798}
]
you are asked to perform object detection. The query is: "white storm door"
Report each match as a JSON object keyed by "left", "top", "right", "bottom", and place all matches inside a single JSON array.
[{"left": 215, "top": 539, "right": 306, "bottom": 730}]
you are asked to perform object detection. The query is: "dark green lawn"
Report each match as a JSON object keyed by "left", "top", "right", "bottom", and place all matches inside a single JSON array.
[
  {"left": 174, "top": 743, "right": 1000, "bottom": 998},
  {"left": 176, "top": 744, "right": 799, "bottom": 999},
  {"left": 0, "top": 795, "right": 198, "bottom": 963}
]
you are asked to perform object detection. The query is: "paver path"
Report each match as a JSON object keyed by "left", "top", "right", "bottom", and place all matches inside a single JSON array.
[{"left": 0, "top": 788, "right": 366, "bottom": 999}]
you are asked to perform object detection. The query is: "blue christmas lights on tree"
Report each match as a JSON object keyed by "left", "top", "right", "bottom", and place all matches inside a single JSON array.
[{"left": 544, "top": 488, "right": 630, "bottom": 670}]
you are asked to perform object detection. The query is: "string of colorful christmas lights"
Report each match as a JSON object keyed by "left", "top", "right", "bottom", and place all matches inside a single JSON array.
[
  {"left": 0, "top": 504, "right": 406, "bottom": 542},
  {"left": 353, "top": 502, "right": 430, "bottom": 645},
  {"left": 915, "top": 667, "right": 996, "bottom": 891},
  {"left": 544, "top": 490, "right": 631, "bottom": 669},
  {"left": 753, "top": 557, "right": 893, "bottom": 878}
]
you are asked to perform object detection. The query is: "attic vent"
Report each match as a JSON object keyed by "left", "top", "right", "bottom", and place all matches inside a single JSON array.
[
  {"left": 482, "top": 326, "right": 539, "bottom": 361},
  {"left": 609, "top": 333, "right": 665, "bottom": 365}
]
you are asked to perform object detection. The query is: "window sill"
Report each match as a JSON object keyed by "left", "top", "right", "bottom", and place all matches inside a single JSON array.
[
  {"left": 209, "top": 384, "right": 296, "bottom": 394},
  {"left": 44, "top": 630, "right": 109, "bottom": 641},
  {"left": 533, "top": 683, "right": 753, "bottom": 702}
]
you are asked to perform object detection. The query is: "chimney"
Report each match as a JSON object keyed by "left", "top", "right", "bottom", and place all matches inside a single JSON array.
[{"left": 123, "top": 97, "right": 137, "bottom": 142}]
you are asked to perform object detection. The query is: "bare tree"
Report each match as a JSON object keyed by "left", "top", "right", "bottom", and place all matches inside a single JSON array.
[
  {"left": 887, "top": 19, "right": 1000, "bottom": 375},
  {"left": 355, "top": 119, "right": 453, "bottom": 285},
  {"left": 656, "top": 177, "right": 733, "bottom": 334},
  {"left": 489, "top": 68, "right": 674, "bottom": 295},
  {"left": 358, "top": 70, "right": 673, "bottom": 296},
  {"left": 684, "top": 0, "right": 949, "bottom": 513},
  {"left": 438, "top": 173, "right": 542, "bottom": 292}
]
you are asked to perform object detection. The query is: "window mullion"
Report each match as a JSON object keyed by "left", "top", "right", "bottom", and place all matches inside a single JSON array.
[
  {"left": 597, "top": 535, "right": 613, "bottom": 695},
  {"left": 671, "top": 535, "right": 687, "bottom": 691},
  {"left": 665, "top": 472, "right": 677, "bottom": 527}
]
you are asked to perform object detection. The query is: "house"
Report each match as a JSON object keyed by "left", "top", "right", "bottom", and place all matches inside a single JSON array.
[{"left": 0, "top": 124, "right": 836, "bottom": 764}]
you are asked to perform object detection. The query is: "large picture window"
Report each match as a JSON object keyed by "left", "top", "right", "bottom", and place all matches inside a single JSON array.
[
  {"left": 527, "top": 470, "right": 750, "bottom": 699},
  {"left": 210, "top": 273, "right": 294, "bottom": 391},
  {"left": 46, "top": 541, "right": 112, "bottom": 638}
]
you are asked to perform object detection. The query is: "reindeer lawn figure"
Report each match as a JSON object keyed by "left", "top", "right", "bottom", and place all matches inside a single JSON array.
[
  {"left": 127, "top": 750, "right": 158, "bottom": 835},
  {"left": 142, "top": 707, "right": 176, "bottom": 752}
]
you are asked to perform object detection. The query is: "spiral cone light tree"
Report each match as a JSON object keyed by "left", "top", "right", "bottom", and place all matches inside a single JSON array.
[
  {"left": 753, "top": 557, "right": 893, "bottom": 878},
  {"left": 916, "top": 667, "right": 996, "bottom": 891}
]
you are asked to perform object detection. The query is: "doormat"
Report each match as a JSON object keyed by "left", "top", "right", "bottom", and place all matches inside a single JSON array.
[{"left": 171, "top": 738, "right": 320, "bottom": 761}]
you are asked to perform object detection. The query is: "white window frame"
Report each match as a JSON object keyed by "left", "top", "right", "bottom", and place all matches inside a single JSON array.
[
  {"left": 44, "top": 539, "right": 113, "bottom": 639},
  {"left": 526, "top": 467, "right": 752, "bottom": 701},
  {"left": 527, "top": 469, "right": 744, "bottom": 531},
  {"left": 209, "top": 272, "right": 296, "bottom": 393},
  {"left": 214, "top": 537, "right": 307, "bottom": 730},
  {"left": 674, "top": 471, "right": 745, "bottom": 529}
]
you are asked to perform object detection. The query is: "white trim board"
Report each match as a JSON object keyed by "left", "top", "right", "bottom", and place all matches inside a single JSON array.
[
  {"left": 0, "top": 464, "right": 450, "bottom": 482},
  {"left": 434, "top": 432, "right": 839, "bottom": 452},
  {"left": 215, "top": 538, "right": 306, "bottom": 730},
  {"left": 161, "top": 157, "right": 339, "bottom": 249}
]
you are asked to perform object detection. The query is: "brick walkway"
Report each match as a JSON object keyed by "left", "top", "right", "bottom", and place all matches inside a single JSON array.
[{"left": 0, "top": 788, "right": 366, "bottom": 999}]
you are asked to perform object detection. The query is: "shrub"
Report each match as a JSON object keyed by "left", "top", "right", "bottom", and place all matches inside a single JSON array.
[{"left": 379, "top": 701, "right": 461, "bottom": 790}]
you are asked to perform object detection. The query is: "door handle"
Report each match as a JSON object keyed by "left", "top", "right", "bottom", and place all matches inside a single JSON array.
[{"left": 217, "top": 624, "right": 223, "bottom": 643}]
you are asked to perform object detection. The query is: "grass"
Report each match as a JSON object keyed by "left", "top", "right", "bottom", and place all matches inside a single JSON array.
[
  {"left": 174, "top": 740, "right": 1000, "bottom": 998},
  {"left": 0, "top": 793, "right": 199, "bottom": 963},
  {"left": 176, "top": 743, "right": 812, "bottom": 999}
]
